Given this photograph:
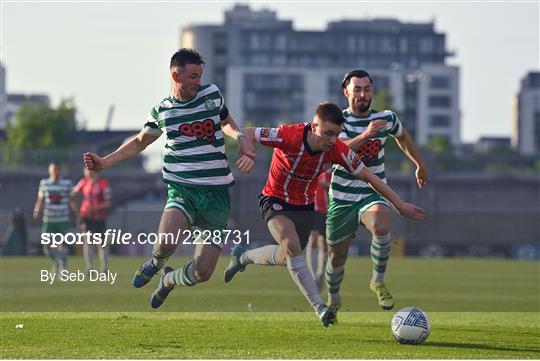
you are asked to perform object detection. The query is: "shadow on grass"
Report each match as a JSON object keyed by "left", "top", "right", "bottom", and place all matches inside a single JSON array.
[{"left": 426, "top": 341, "right": 540, "bottom": 353}]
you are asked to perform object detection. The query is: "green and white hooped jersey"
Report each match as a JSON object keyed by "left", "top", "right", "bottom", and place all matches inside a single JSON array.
[
  {"left": 38, "top": 178, "right": 73, "bottom": 223},
  {"left": 330, "top": 108, "right": 403, "bottom": 203},
  {"left": 145, "top": 84, "right": 234, "bottom": 188}
]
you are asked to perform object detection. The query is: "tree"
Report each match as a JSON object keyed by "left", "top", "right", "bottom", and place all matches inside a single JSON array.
[
  {"left": 425, "top": 135, "right": 453, "bottom": 155},
  {"left": 372, "top": 88, "right": 393, "bottom": 111},
  {"left": 5, "top": 98, "right": 77, "bottom": 150}
]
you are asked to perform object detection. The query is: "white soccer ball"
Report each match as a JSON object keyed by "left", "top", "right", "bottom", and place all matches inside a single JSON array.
[{"left": 391, "top": 307, "right": 430, "bottom": 345}]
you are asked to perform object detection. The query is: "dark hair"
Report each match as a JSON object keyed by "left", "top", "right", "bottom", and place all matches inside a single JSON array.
[
  {"left": 170, "top": 48, "right": 205, "bottom": 69},
  {"left": 315, "top": 101, "right": 346, "bottom": 125},
  {"left": 341, "top": 69, "right": 372, "bottom": 89}
]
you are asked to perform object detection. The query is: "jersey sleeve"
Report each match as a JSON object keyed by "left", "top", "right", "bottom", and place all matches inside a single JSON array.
[
  {"left": 331, "top": 139, "right": 365, "bottom": 176},
  {"left": 143, "top": 105, "right": 164, "bottom": 136},
  {"left": 389, "top": 112, "right": 403, "bottom": 137},
  {"left": 254, "top": 125, "right": 288, "bottom": 149}
]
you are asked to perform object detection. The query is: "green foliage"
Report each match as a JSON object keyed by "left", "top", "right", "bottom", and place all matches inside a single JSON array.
[
  {"left": 424, "top": 135, "right": 453, "bottom": 155},
  {"left": 372, "top": 88, "right": 393, "bottom": 111},
  {"left": 5, "top": 98, "right": 77, "bottom": 150}
]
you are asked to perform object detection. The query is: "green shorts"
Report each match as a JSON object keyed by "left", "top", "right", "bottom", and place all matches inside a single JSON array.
[
  {"left": 326, "top": 193, "right": 390, "bottom": 245},
  {"left": 42, "top": 222, "right": 70, "bottom": 234},
  {"left": 165, "top": 183, "right": 230, "bottom": 234}
]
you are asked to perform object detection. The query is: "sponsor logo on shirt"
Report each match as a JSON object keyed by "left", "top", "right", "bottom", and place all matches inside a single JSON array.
[{"left": 272, "top": 203, "right": 283, "bottom": 211}]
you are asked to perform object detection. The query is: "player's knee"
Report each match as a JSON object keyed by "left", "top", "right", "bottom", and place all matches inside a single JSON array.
[
  {"left": 193, "top": 268, "right": 213, "bottom": 283},
  {"left": 281, "top": 238, "right": 302, "bottom": 257}
]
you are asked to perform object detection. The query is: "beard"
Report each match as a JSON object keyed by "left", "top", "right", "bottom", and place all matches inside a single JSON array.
[{"left": 353, "top": 98, "right": 372, "bottom": 113}]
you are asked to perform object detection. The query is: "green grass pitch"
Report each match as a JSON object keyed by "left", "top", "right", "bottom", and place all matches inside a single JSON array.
[{"left": 1, "top": 256, "right": 539, "bottom": 358}]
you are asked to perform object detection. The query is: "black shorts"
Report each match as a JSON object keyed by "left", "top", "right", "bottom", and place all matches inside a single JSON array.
[
  {"left": 311, "top": 211, "right": 327, "bottom": 236},
  {"left": 81, "top": 218, "right": 106, "bottom": 234},
  {"left": 259, "top": 195, "right": 314, "bottom": 250}
]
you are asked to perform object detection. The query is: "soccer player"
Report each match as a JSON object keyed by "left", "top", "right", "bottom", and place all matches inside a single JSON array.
[
  {"left": 83, "top": 48, "right": 255, "bottom": 308},
  {"left": 325, "top": 69, "right": 428, "bottom": 314},
  {"left": 73, "top": 168, "right": 112, "bottom": 275},
  {"left": 306, "top": 168, "right": 331, "bottom": 293},
  {"left": 223, "top": 102, "right": 424, "bottom": 327},
  {"left": 33, "top": 161, "right": 78, "bottom": 272}
]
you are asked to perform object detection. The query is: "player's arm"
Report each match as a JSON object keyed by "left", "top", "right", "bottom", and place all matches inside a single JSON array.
[
  {"left": 69, "top": 195, "right": 79, "bottom": 215},
  {"left": 356, "top": 168, "right": 425, "bottom": 221},
  {"left": 342, "top": 119, "right": 387, "bottom": 151},
  {"left": 394, "top": 128, "right": 428, "bottom": 188},
  {"left": 33, "top": 195, "right": 44, "bottom": 220},
  {"left": 83, "top": 128, "right": 160, "bottom": 171},
  {"left": 221, "top": 113, "right": 256, "bottom": 175}
]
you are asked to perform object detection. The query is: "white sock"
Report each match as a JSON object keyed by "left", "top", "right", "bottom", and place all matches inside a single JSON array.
[
  {"left": 305, "top": 246, "right": 318, "bottom": 279},
  {"left": 240, "top": 245, "right": 282, "bottom": 266},
  {"left": 286, "top": 255, "right": 324, "bottom": 311},
  {"left": 84, "top": 244, "right": 94, "bottom": 271},
  {"left": 98, "top": 246, "right": 109, "bottom": 272}
]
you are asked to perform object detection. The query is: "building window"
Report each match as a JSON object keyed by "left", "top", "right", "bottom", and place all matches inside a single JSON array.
[
  {"left": 430, "top": 76, "right": 450, "bottom": 89},
  {"left": 429, "top": 96, "right": 451, "bottom": 108},
  {"left": 430, "top": 114, "right": 451, "bottom": 127},
  {"left": 419, "top": 37, "right": 433, "bottom": 54}
]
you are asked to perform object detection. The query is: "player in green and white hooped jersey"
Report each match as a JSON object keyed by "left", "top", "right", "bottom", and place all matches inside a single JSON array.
[
  {"left": 33, "top": 161, "right": 79, "bottom": 273},
  {"left": 325, "top": 70, "right": 428, "bottom": 313},
  {"left": 83, "top": 49, "right": 255, "bottom": 308}
]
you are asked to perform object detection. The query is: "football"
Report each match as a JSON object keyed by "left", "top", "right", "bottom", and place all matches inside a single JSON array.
[{"left": 391, "top": 307, "right": 431, "bottom": 345}]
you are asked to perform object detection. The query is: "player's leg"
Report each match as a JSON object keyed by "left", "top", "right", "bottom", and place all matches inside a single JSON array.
[
  {"left": 306, "top": 230, "right": 320, "bottom": 281},
  {"left": 151, "top": 186, "right": 228, "bottom": 308},
  {"left": 151, "top": 242, "right": 221, "bottom": 309},
  {"left": 267, "top": 215, "right": 335, "bottom": 326},
  {"left": 95, "top": 220, "right": 109, "bottom": 273},
  {"left": 313, "top": 212, "right": 328, "bottom": 292},
  {"left": 360, "top": 203, "right": 394, "bottom": 310},
  {"left": 324, "top": 199, "right": 360, "bottom": 312},
  {"left": 132, "top": 208, "right": 186, "bottom": 288},
  {"left": 224, "top": 195, "right": 286, "bottom": 282},
  {"left": 43, "top": 222, "right": 67, "bottom": 272},
  {"left": 326, "top": 235, "right": 353, "bottom": 308},
  {"left": 81, "top": 219, "right": 95, "bottom": 275},
  {"left": 315, "top": 230, "right": 328, "bottom": 293}
]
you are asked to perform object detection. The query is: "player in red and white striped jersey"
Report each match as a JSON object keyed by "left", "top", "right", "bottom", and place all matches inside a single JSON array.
[
  {"left": 73, "top": 168, "right": 112, "bottom": 274},
  {"left": 224, "top": 102, "right": 425, "bottom": 327}
]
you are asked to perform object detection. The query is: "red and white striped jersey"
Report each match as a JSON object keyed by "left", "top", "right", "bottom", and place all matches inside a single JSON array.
[
  {"left": 314, "top": 169, "right": 332, "bottom": 213},
  {"left": 73, "top": 178, "right": 112, "bottom": 220},
  {"left": 255, "top": 123, "right": 364, "bottom": 205}
]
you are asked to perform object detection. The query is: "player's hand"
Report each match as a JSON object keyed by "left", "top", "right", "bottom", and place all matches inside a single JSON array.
[
  {"left": 397, "top": 202, "right": 425, "bottom": 222},
  {"left": 236, "top": 154, "right": 254, "bottom": 175},
  {"left": 364, "top": 119, "right": 387, "bottom": 139},
  {"left": 415, "top": 165, "right": 428, "bottom": 189},
  {"left": 238, "top": 136, "right": 256, "bottom": 159},
  {"left": 33, "top": 210, "right": 41, "bottom": 220},
  {"left": 83, "top": 152, "right": 106, "bottom": 171}
]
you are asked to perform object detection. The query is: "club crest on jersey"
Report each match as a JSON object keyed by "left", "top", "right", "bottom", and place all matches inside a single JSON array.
[
  {"left": 204, "top": 98, "right": 216, "bottom": 111},
  {"left": 272, "top": 203, "right": 283, "bottom": 211},
  {"left": 260, "top": 128, "right": 281, "bottom": 142},
  {"left": 348, "top": 152, "right": 364, "bottom": 170}
]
